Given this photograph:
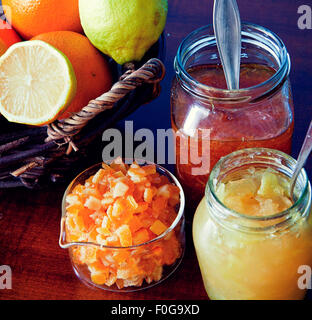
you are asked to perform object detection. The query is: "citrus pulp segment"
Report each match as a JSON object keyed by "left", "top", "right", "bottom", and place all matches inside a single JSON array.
[{"left": 0, "top": 40, "right": 77, "bottom": 125}]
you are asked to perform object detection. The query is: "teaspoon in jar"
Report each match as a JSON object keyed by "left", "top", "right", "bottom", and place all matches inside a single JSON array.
[
  {"left": 213, "top": 0, "right": 241, "bottom": 90},
  {"left": 290, "top": 120, "right": 312, "bottom": 200}
]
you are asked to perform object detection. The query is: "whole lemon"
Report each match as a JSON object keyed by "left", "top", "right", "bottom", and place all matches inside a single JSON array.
[{"left": 79, "top": 0, "right": 168, "bottom": 65}]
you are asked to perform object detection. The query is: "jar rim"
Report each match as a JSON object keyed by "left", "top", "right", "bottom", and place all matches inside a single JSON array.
[
  {"left": 59, "top": 161, "right": 185, "bottom": 250},
  {"left": 206, "top": 148, "right": 310, "bottom": 224},
  {"left": 175, "top": 22, "right": 290, "bottom": 101}
]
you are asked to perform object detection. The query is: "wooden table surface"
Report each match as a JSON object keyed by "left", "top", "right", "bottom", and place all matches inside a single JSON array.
[{"left": 1, "top": 0, "right": 312, "bottom": 300}]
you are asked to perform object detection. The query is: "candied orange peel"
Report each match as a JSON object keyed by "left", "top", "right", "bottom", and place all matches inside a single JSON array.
[{"left": 65, "top": 158, "right": 182, "bottom": 288}]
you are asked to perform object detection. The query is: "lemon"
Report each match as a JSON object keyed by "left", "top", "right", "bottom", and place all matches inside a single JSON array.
[
  {"left": 79, "top": 0, "right": 168, "bottom": 65},
  {"left": 0, "top": 40, "right": 77, "bottom": 126}
]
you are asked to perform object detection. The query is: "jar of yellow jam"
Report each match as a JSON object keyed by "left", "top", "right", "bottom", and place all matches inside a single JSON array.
[{"left": 193, "top": 148, "right": 312, "bottom": 300}]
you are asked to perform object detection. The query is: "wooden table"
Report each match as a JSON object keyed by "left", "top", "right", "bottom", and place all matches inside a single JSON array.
[{"left": 1, "top": 0, "right": 312, "bottom": 300}]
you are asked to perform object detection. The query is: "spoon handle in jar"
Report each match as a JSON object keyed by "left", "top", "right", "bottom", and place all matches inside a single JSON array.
[
  {"left": 213, "top": 0, "right": 241, "bottom": 90},
  {"left": 290, "top": 120, "right": 312, "bottom": 198}
]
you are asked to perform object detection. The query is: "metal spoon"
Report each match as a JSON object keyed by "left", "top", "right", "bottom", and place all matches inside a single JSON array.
[
  {"left": 213, "top": 0, "right": 241, "bottom": 90},
  {"left": 290, "top": 120, "right": 312, "bottom": 200}
]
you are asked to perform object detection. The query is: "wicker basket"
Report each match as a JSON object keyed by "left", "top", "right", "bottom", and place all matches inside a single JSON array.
[{"left": 0, "top": 35, "right": 166, "bottom": 189}]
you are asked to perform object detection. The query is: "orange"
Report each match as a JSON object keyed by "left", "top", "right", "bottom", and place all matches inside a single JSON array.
[
  {"left": 0, "top": 39, "right": 8, "bottom": 56},
  {"left": 0, "top": 19, "right": 21, "bottom": 48},
  {"left": 32, "top": 31, "right": 112, "bottom": 119},
  {"left": 2, "top": 0, "right": 83, "bottom": 39},
  {"left": 0, "top": 19, "right": 21, "bottom": 57}
]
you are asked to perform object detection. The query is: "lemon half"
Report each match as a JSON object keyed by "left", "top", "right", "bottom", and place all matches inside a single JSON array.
[{"left": 0, "top": 40, "right": 77, "bottom": 126}]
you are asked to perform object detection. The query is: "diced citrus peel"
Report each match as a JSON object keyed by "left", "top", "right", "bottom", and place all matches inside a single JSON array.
[
  {"left": 150, "top": 220, "right": 168, "bottom": 236},
  {"left": 142, "top": 164, "right": 157, "bottom": 175},
  {"left": 133, "top": 228, "right": 150, "bottom": 245},
  {"left": 0, "top": 40, "right": 77, "bottom": 125},
  {"left": 128, "top": 215, "right": 143, "bottom": 233},
  {"left": 85, "top": 196, "right": 101, "bottom": 211},
  {"left": 110, "top": 157, "right": 129, "bottom": 174},
  {"left": 116, "top": 225, "right": 132, "bottom": 247},
  {"left": 113, "top": 181, "right": 129, "bottom": 198},
  {"left": 144, "top": 187, "right": 156, "bottom": 203},
  {"left": 65, "top": 159, "right": 182, "bottom": 288}
]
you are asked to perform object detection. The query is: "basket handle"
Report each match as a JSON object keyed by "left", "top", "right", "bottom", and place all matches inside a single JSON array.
[{"left": 46, "top": 58, "right": 165, "bottom": 152}]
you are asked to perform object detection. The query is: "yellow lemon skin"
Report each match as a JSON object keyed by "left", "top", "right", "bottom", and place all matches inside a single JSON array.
[{"left": 79, "top": 0, "right": 168, "bottom": 65}]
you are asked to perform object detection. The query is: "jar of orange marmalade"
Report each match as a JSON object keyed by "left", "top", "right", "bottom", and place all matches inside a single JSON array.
[
  {"left": 171, "top": 23, "right": 294, "bottom": 205},
  {"left": 193, "top": 148, "right": 312, "bottom": 300}
]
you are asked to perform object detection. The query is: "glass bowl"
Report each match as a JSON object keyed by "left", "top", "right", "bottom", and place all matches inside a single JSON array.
[{"left": 59, "top": 161, "right": 185, "bottom": 292}]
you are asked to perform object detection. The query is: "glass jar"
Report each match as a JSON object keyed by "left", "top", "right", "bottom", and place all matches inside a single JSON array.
[
  {"left": 171, "top": 23, "right": 294, "bottom": 205},
  {"left": 193, "top": 148, "right": 312, "bottom": 300},
  {"left": 59, "top": 162, "right": 185, "bottom": 292}
]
